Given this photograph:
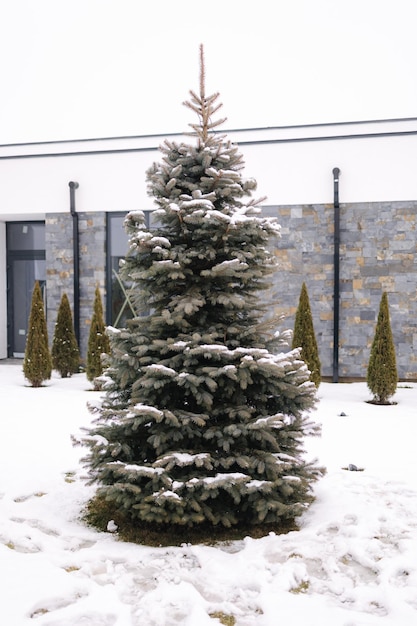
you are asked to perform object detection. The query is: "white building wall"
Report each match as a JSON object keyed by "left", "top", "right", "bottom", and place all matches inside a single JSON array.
[
  {"left": 0, "top": 152, "right": 152, "bottom": 218},
  {"left": 243, "top": 133, "right": 417, "bottom": 205},
  {"left": 0, "top": 118, "right": 416, "bottom": 219},
  {"left": 1, "top": 117, "right": 417, "bottom": 362}
]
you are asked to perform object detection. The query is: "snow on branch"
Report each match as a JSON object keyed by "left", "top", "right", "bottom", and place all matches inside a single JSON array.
[
  {"left": 129, "top": 404, "right": 164, "bottom": 420},
  {"left": 107, "top": 461, "right": 165, "bottom": 477},
  {"left": 180, "top": 198, "right": 214, "bottom": 211},
  {"left": 201, "top": 472, "right": 249, "bottom": 487},
  {"left": 201, "top": 258, "right": 248, "bottom": 277},
  {"left": 144, "top": 364, "right": 177, "bottom": 377},
  {"left": 155, "top": 452, "right": 213, "bottom": 470},
  {"left": 248, "top": 415, "right": 285, "bottom": 430},
  {"left": 149, "top": 236, "right": 171, "bottom": 248},
  {"left": 151, "top": 490, "right": 182, "bottom": 502}
]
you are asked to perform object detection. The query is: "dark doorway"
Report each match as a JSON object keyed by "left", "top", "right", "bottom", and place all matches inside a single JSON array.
[{"left": 6, "top": 222, "right": 46, "bottom": 357}]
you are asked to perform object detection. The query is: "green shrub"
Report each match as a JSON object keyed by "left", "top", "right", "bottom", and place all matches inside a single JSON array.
[
  {"left": 367, "top": 292, "right": 398, "bottom": 404},
  {"left": 51, "top": 293, "right": 80, "bottom": 377},
  {"left": 86, "top": 285, "right": 110, "bottom": 389},
  {"left": 23, "top": 281, "right": 52, "bottom": 387},
  {"left": 292, "top": 282, "right": 321, "bottom": 387}
]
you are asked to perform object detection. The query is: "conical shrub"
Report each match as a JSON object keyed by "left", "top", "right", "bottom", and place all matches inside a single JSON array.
[
  {"left": 23, "top": 281, "right": 52, "bottom": 387},
  {"left": 292, "top": 282, "right": 321, "bottom": 387},
  {"left": 86, "top": 285, "right": 110, "bottom": 389},
  {"left": 367, "top": 292, "right": 397, "bottom": 404},
  {"left": 51, "top": 293, "right": 80, "bottom": 377}
]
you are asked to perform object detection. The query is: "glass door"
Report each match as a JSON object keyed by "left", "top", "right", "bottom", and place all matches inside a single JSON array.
[
  {"left": 6, "top": 222, "right": 46, "bottom": 357},
  {"left": 9, "top": 258, "right": 46, "bottom": 356}
]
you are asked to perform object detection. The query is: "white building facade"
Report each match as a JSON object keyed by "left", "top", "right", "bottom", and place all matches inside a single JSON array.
[{"left": 1, "top": 117, "right": 417, "bottom": 379}]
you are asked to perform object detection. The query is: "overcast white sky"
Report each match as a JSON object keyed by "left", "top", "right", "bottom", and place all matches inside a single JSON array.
[{"left": 0, "top": 0, "right": 416, "bottom": 144}]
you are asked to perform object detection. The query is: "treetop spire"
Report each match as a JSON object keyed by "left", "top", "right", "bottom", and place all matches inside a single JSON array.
[
  {"left": 183, "top": 44, "right": 227, "bottom": 144},
  {"left": 199, "top": 43, "right": 206, "bottom": 104}
]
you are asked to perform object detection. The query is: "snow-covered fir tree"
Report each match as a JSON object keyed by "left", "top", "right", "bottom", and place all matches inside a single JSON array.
[{"left": 78, "top": 47, "right": 323, "bottom": 533}]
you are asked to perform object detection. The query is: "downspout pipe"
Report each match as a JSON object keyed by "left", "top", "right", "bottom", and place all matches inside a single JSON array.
[
  {"left": 332, "top": 168, "right": 341, "bottom": 382},
  {"left": 69, "top": 181, "right": 80, "bottom": 347}
]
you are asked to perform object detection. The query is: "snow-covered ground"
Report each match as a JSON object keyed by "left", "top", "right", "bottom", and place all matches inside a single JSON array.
[{"left": 1, "top": 362, "right": 417, "bottom": 626}]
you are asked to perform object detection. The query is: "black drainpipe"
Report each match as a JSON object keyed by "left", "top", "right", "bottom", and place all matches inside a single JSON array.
[
  {"left": 332, "top": 168, "right": 341, "bottom": 382},
  {"left": 69, "top": 181, "right": 80, "bottom": 347}
]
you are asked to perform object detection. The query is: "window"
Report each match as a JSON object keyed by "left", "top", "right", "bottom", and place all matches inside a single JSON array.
[{"left": 107, "top": 211, "right": 157, "bottom": 327}]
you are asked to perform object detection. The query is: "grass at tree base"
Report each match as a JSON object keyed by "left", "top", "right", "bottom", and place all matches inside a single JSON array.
[{"left": 83, "top": 495, "right": 299, "bottom": 546}]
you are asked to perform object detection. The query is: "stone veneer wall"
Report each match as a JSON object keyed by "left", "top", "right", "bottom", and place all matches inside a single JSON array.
[
  {"left": 269, "top": 201, "right": 417, "bottom": 380},
  {"left": 45, "top": 212, "right": 106, "bottom": 360},
  {"left": 43, "top": 203, "right": 417, "bottom": 379}
]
